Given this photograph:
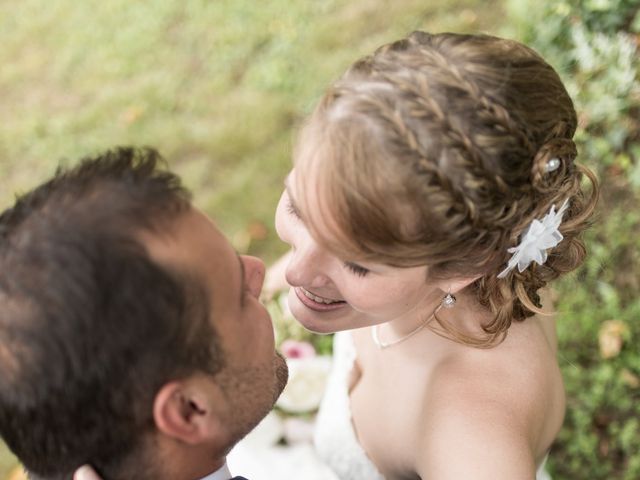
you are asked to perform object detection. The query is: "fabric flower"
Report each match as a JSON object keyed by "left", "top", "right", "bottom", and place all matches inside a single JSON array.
[{"left": 498, "top": 199, "right": 570, "bottom": 278}]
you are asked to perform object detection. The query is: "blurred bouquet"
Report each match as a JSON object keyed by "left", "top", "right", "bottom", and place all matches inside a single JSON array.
[
  {"left": 254, "top": 290, "right": 334, "bottom": 446},
  {"left": 267, "top": 290, "right": 334, "bottom": 357}
]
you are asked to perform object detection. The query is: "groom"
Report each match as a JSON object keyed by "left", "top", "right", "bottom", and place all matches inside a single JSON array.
[{"left": 0, "top": 148, "right": 288, "bottom": 480}]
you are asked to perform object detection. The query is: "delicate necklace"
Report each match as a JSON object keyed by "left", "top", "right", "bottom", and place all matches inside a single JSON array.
[{"left": 371, "top": 302, "right": 444, "bottom": 349}]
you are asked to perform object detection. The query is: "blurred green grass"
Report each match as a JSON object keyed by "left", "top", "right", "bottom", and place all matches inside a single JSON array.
[
  {"left": 0, "top": 0, "right": 498, "bottom": 261},
  {"left": 0, "top": 0, "right": 501, "bottom": 476}
]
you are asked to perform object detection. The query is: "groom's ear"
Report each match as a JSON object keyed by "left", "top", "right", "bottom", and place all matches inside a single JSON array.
[{"left": 153, "top": 374, "right": 226, "bottom": 445}]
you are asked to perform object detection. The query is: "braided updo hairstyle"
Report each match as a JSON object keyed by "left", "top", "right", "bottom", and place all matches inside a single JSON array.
[{"left": 294, "top": 32, "right": 599, "bottom": 347}]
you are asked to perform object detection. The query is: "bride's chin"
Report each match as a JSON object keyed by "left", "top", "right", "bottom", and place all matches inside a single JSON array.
[
  {"left": 300, "top": 318, "right": 338, "bottom": 335},
  {"left": 289, "top": 306, "right": 341, "bottom": 335}
]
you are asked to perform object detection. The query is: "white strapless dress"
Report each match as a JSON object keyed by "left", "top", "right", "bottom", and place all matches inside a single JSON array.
[{"left": 314, "top": 331, "right": 553, "bottom": 480}]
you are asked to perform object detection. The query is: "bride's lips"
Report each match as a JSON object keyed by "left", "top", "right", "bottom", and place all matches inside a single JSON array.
[{"left": 294, "top": 287, "right": 348, "bottom": 312}]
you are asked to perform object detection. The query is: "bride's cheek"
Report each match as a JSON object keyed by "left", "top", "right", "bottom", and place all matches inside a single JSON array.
[{"left": 346, "top": 291, "right": 386, "bottom": 314}]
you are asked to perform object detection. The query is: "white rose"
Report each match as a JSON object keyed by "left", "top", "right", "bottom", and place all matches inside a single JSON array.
[
  {"left": 276, "top": 356, "right": 332, "bottom": 414},
  {"left": 283, "top": 417, "right": 316, "bottom": 444},
  {"left": 239, "top": 410, "right": 284, "bottom": 448}
]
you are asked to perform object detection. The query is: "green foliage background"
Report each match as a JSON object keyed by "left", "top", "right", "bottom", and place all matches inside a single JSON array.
[
  {"left": 505, "top": 1, "right": 640, "bottom": 478},
  {"left": 1, "top": 0, "right": 638, "bottom": 478}
]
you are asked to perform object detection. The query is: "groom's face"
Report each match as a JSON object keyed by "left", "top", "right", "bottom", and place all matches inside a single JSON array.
[{"left": 144, "top": 208, "right": 288, "bottom": 443}]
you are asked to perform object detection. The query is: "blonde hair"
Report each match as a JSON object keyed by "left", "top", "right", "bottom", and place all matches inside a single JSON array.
[{"left": 294, "top": 32, "right": 599, "bottom": 347}]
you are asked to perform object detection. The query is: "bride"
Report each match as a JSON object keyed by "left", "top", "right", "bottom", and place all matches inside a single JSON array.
[{"left": 271, "top": 31, "right": 597, "bottom": 479}]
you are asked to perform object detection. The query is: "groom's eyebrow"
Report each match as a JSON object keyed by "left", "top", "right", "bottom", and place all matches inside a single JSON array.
[{"left": 236, "top": 252, "right": 246, "bottom": 307}]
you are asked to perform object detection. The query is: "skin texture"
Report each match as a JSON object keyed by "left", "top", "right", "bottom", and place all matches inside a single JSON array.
[
  {"left": 274, "top": 171, "right": 565, "bottom": 479},
  {"left": 76, "top": 208, "right": 288, "bottom": 480}
]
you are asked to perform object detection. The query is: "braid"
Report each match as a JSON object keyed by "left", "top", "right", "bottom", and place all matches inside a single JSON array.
[
  {"left": 375, "top": 44, "right": 526, "bottom": 235},
  {"left": 410, "top": 33, "right": 539, "bottom": 170}
]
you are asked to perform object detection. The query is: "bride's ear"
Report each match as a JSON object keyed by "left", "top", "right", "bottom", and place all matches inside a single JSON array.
[{"left": 153, "top": 375, "right": 225, "bottom": 445}]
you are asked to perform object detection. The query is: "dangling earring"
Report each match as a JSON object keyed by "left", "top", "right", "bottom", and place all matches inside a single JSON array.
[{"left": 442, "top": 290, "right": 456, "bottom": 308}]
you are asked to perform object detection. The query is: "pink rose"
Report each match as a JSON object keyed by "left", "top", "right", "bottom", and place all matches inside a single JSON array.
[{"left": 280, "top": 339, "right": 316, "bottom": 359}]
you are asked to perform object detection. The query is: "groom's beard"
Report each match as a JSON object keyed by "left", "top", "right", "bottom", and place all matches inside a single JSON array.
[
  {"left": 218, "top": 352, "right": 289, "bottom": 451},
  {"left": 273, "top": 351, "right": 289, "bottom": 401}
]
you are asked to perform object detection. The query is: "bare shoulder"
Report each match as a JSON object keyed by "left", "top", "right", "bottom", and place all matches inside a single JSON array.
[
  {"left": 416, "top": 359, "right": 537, "bottom": 479},
  {"left": 415, "top": 339, "right": 562, "bottom": 479},
  {"left": 417, "top": 399, "right": 537, "bottom": 478}
]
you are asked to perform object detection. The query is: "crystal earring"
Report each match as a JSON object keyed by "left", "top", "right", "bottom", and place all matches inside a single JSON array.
[{"left": 442, "top": 291, "right": 456, "bottom": 308}]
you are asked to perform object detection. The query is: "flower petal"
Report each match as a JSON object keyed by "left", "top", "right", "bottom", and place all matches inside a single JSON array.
[{"left": 497, "top": 199, "right": 570, "bottom": 277}]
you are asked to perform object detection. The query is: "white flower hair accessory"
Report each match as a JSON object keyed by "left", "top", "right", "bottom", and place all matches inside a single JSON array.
[{"left": 497, "top": 198, "right": 570, "bottom": 279}]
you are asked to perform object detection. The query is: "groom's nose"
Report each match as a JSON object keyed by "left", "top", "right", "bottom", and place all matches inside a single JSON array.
[{"left": 241, "top": 255, "right": 266, "bottom": 298}]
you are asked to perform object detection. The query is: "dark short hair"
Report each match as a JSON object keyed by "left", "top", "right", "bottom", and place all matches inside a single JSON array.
[{"left": 0, "top": 148, "right": 222, "bottom": 479}]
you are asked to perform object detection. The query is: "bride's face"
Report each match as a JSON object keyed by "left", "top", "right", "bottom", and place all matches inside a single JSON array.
[{"left": 274, "top": 170, "right": 441, "bottom": 334}]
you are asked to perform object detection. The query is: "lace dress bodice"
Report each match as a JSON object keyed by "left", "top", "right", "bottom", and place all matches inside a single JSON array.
[{"left": 314, "top": 331, "right": 385, "bottom": 480}]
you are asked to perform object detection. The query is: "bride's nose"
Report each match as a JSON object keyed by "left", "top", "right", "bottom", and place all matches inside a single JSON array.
[{"left": 285, "top": 239, "right": 332, "bottom": 289}]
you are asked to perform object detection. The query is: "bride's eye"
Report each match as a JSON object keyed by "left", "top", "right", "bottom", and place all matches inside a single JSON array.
[{"left": 344, "top": 261, "right": 370, "bottom": 277}]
